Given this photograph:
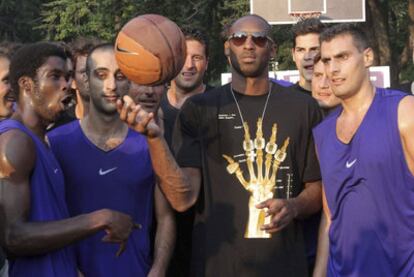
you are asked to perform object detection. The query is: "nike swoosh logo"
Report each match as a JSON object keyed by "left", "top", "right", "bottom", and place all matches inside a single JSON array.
[
  {"left": 99, "top": 167, "right": 118, "bottom": 176},
  {"left": 54, "top": 168, "right": 59, "bottom": 174},
  {"left": 346, "top": 159, "right": 357, "bottom": 168},
  {"left": 116, "top": 45, "right": 139, "bottom": 55}
]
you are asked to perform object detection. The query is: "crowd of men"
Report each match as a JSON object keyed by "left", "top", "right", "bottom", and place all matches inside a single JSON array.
[{"left": 0, "top": 13, "right": 413, "bottom": 277}]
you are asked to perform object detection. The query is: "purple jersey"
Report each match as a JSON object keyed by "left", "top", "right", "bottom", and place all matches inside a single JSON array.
[
  {"left": 48, "top": 121, "right": 155, "bottom": 277},
  {"left": 313, "top": 88, "right": 414, "bottom": 276},
  {"left": 0, "top": 120, "right": 77, "bottom": 277}
]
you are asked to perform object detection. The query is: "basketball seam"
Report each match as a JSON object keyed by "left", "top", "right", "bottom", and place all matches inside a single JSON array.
[{"left": 141, "top": 15, "right": 176, "bottom": 79}]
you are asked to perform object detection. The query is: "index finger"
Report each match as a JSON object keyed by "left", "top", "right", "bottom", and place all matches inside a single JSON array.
[{"left": 116, "top": 241, "right": 126, "bottom": 257}]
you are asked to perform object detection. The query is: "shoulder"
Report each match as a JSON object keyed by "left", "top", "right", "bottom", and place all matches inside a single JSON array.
[
  {"left": 0, "top": 128, "right": 36, "bottom": 180},
  {"left": 397, "top": 94, "right": 414, "bottom": 132},
  {"left": 313, "top": 107, "right": 341, "bottom": 137},
  {"left": 180, "top": 85, "right": 228, "bottom": 116},
  {"left": 47, "top": 120, "right": 79, "bottom": 143}
]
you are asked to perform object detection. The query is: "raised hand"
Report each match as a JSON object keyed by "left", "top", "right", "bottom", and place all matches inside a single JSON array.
[{"left": 117, "top": 95, "right": 162, "bottom": 138}]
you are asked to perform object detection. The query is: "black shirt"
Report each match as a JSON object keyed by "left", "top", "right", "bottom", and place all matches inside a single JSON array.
[{"left": 174, "top": 82, "right": 322, "bottom": 276}]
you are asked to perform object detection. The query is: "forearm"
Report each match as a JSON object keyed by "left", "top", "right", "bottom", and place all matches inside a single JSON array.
[
  {"left": 290, "top": 181, "right": 322, "bottom": 218},
  {"left": 151, "top": 215, "right": 175, "bottom": 275},
  {"left": 313, "top": 211, "right": 330, "bottom": 277},
  {"left": 4, "top": 209, "right": 107, "bottom": 256},
  {"left": 147, "top": 136, "right": 198, "bottom": 211}
]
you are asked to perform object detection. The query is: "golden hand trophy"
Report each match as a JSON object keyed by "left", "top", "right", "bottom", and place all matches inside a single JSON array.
[{"left": 223, "top": 118, "right": 289, "bottom": 238}]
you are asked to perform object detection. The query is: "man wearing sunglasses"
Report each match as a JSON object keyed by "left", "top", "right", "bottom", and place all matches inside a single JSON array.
[{"left": 118, "top": 14, "right": 323, "bottom": 276}]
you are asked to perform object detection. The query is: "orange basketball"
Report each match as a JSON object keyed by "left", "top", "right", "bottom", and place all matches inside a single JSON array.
[{"left": 115, "top": 14, "right": 186, "bottom": 85}]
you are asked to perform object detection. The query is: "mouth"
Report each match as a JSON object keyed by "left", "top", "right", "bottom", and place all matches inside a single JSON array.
[
  {"left": 4, "top": 91, "right": 15, "bottom": 103},
  {"left": 61, "top": 94, "right": 76, "bottom": 110},
  {"left": 331, "top": 78, "right": 345, "bottom": 86},
  {"left": 241, "top": 56, "right": 256, "bottom": 63},
  {"left": 138, "top": 99, "right": 157, "bottom": 107},
  {"left": 103, "top": 95, "right": 119, "bottom": 103},
  {"left": 304, "top": 64, "right": 314, "bottom": 71},
  {"left": 317, "top": 92, "right": 332, "bottom": 98}
]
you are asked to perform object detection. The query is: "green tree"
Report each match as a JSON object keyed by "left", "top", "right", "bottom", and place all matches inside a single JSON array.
[{"left": 0, "top": 0, "right": 43, "bottom": 42}]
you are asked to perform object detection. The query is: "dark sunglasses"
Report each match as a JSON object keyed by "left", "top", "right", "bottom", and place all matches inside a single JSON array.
[{"left": 227, "top": 31, "right": 274, "bottom": 47}]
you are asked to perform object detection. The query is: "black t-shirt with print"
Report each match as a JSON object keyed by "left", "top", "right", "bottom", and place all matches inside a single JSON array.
[{"left": 173, "top": 82, "right": 322, "bottom": 277}]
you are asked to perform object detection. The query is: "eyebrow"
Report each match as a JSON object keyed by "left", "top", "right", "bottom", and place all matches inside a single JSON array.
[{"left": 94, "top": 67, "right": 109, "bottom": 72}]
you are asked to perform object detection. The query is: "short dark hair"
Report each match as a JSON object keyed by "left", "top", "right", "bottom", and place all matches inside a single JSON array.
[
  {"left": 85, "top": 43, "right": 114, "bottom": 76},
  {"left": 291, "top": 18, "right": 326, "bottom": 48},
  {"left": 181, "top": 27, "right": 209, "bottom": 58},
  {"left": 69, "top": 37, "right": 104, "bottom": 68},
  {"left": 9, "top": 42, "right": 67, "bottom": 101},
  {"left": 320, "top": 23, "right": 369, "bottom": 52},
  {"left": 0, "top": 42, "right": 23, "bottom": 60}
]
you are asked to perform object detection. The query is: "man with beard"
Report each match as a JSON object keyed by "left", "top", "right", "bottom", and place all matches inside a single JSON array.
[
  {"left": 160, "top": 28, "right": 210, "bottom": 148},
  {"left": 0, "top": 42, "right": 135, "bottom": 277},
  {"left": 48, "top": 44, "right": 175, "bottom": 277},
  {"left": 51, "top": 37, "right": 103, "bottom": 130},
  {"left": 118, "top": 14, "right": 322, "bottom": 276},
  {"left": 291, "top": 18, "right": 325, "bottom": 94}
]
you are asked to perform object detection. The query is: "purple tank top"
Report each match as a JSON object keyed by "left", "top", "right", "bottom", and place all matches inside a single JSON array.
[
  {"left": 48, "top": 120, "right": 155, "bottom": 277},
  {"left": 0, "top": 120, "right": 77, "bottom": 277},
  {"left": 313, "top": 88, "right": 414, "bottom": 276}
]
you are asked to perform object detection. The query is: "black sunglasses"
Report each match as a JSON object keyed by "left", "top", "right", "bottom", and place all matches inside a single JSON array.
[{"left": 227, "top": 31, "right": 274, "bottom": 47}]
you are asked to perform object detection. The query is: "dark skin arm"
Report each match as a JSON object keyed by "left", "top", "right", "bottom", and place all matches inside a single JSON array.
[
  {"left": 148, "top": 184, "right": 176, "bottom": 277},
  {"left": 0, "top": 129, "right": 135, "bottom": 257},
  {"left": 117, "top": 96, "right": 201, "bottom": 212},
  {"left": 257, "top": 180, "right": 322, "bottom": 233}
]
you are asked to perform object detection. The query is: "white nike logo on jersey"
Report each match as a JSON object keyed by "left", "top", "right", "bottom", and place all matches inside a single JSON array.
[
  {"left": 54, "top": 168, "right": 59, "bottom": 174},
  {"left": 346, "top": 159, "right": 357, "bottom": 168},
  {"left": 99, "top": 167, "right": 118, "bottom": 176}
]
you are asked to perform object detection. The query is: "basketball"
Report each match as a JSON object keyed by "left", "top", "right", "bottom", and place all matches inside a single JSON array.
[{"left": 115, "top": 14, "right": 186, "bottom": 86}]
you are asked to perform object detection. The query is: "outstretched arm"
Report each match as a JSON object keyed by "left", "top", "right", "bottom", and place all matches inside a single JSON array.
[
  {"left": 313, "top": 187, "right": 331, "bottom": 277},
  {"left": 148, "top": 185, "right": 175, "bottom": 277},
  {"left": 0, "top": 130, "right": 135, "bottom": 257},
  {"left": 117, "top": 96, "right": 201, "bottom": 211}
]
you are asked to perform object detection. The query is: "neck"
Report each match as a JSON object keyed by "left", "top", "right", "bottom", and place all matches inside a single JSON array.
[
  {"left": 83, "top": 106, "right": 125, "bottom": 136},
  {"left": 167, "top": 82, "right": 205, "bottom": 109},
  {"left": 341, "top": 80, "right": 375, "bottom": 115},
  {"left": 231, "top": 69, "right": 270, "bottom": 95},
  {"left": 298, "top": 78, "right": 311, "bottom": 92},
  {"left": 12, "top": 101, "right": 48, "bottom": 142},
  {"left": 75, "top": 90, "right": 89, "bottom": 119}
]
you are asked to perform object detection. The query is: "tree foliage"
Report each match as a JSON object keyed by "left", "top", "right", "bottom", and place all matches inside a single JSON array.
[{"left": 0, "top": 0, "right": 413, "bottom": 84}]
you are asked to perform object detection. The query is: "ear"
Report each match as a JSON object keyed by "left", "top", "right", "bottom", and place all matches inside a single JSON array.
[
  {"left": 224, "top": 41, "right": 230, "bottom": 57},
  {"left": 270, "top": 43, "right": 277, "bottom": 60},
  {"left": 291, "top": 47, "right": 296, "bottom": 62},
  {"left": 18, "top": 76, "right": 34, "bottom": 95},
  {"left": 363, "top": 47, "right": 374, "bottom": 67}
]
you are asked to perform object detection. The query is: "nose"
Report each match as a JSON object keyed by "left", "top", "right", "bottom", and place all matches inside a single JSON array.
[
  {"left": 144, "top": 87, "right": 155, "bottom": 97},
  {"left": 326, "top": 59, "right": 339, "bottom": 77},
  {"left": 105, "top": 75, "right": 116, "bottom": 92},
  {"left": 183, "top": 54, "right": 194, "bottom": 69},
  {"left": 320, "top": 74, "right": 330, "bottom": 89},
  {"left": 243, "top": 36, "right": 255, "bottom": 50}
]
